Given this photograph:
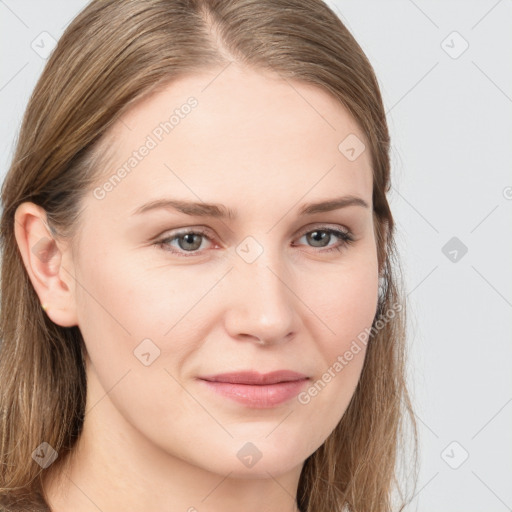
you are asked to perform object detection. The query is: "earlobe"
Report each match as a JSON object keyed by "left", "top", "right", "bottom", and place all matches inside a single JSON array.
[{"left": 13, "top": 202, "right": 79, "bottom": 328}]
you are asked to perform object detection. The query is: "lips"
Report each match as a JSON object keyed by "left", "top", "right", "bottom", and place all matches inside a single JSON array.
[
  {"left": 197, "top": 370, "right": 310, "bottom": 408},
  {"left": 198, "top": 370, "right": 308, "bottom": 385}
]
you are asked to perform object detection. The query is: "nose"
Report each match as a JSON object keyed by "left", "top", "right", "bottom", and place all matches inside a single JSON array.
[{"left": 223, "top": 247, "right": 298, "bottom": 346}]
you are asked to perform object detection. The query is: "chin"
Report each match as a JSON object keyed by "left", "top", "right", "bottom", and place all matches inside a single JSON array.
[{"left": 222, "top": 457, "right": 304, "bottom": 480}]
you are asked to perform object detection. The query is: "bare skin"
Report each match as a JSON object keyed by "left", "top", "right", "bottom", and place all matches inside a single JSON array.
[{"left": 15, "top": 63, "right": 379, "bottom": 512}]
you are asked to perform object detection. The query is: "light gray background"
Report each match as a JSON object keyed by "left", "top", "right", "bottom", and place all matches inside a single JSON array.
[{"left": 1, "top": 1, "right": 511, "bottom": 510}]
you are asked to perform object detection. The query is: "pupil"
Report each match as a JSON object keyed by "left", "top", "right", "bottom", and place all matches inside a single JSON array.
[
  {"left": 309, "top": 230, "right": 328, "bottom": 247},
  {"left": 180, "top": 233, "right": 201, "bottom": 251}
]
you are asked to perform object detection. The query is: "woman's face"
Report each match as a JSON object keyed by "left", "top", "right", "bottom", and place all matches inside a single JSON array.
[{"left": 63, "top": 65, "right": 379, "bottom": 477}]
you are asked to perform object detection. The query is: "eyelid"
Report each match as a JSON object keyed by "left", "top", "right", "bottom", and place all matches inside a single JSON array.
[
  {"left": 296, "top": 222, "right": 351, "bottom": 237},
  {"left": 155, "top": 222, "right": 351, "bottom": 242},
  {"left": 155, "top": 226, "right": 216, "bottom": 246},
  {"left": 154, "top": 222, "right": 355, "bottom": 256}
]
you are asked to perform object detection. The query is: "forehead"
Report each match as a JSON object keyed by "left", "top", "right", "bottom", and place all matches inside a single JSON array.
[{"left": 90, "top": 65, "right": 373, "bottom": 218}]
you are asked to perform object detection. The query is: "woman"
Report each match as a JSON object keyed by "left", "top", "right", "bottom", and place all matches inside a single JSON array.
[{"left": 0, "top": 1, "right": 418, "bottom": 510}]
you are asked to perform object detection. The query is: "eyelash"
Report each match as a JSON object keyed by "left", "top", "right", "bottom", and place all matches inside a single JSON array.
[{"left": 154, "top": 225, "right": 355, "bottom": 258}]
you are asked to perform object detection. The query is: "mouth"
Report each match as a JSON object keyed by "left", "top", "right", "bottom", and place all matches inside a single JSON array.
[
  {"left": 198, "top": 369, "right": 308, "bottom": 385},
  {"left": 197, "top": 370, "right": 310, "bottom": 408}
]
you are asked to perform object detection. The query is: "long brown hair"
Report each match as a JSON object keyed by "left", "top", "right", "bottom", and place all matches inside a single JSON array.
[{"left": 0, "top": 1, "right": 419, "bottom": 510}]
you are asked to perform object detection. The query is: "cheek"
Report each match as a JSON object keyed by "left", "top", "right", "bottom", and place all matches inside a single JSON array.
[
  {"left": 74, "top": 248, "right": 217, "bottom": 391},
  {"left": 294, "top": 256, "right": 378, "bottom": 432},
  {"left": 72, "top": 235, "right": 381, "bottom": 474},
  {"left": 309, "top": 256, "right": 379, "bottom": 357},
  {"left": 301, "top": 246, "right": 379, "bottom": 397},
  {"left": 76, "top": 248, "right": 197, "bottom": 339},
  {"left": 331, "top": 269, "right": 378, "bottom": 347},
  {"left": 73, "top": 250, "right": 203, "bottom": 426},
  {"left": 73, "top": 251, "right": 165, "bottom": 379}
]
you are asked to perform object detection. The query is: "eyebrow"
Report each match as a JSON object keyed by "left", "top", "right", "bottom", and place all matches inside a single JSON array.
[{"left": 131, "top": 195, "right": 369, "bottom": 219}]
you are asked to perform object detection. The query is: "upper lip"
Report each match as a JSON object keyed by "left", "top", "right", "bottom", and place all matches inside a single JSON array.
[{"left": 199, "top": 370, "right": 309, "bottom": 385}]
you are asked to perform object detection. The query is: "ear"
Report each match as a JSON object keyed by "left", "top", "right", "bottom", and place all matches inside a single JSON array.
[{"left": 14, "top": 202, "right": 79, "bottom": 327}]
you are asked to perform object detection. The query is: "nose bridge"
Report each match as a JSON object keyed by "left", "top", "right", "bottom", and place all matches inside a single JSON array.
[{"left": 224, "top": 235, "right": 297, "bottom": 344}]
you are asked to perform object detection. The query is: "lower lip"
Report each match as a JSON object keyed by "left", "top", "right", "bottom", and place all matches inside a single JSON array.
[{"left": 198, "top": 378, "right": 309, "bottom": 408}]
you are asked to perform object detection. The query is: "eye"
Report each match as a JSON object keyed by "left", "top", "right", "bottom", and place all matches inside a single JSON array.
[
  {"left": 294, "top": 226, "right": 355, "bottom": 254},
  {"left": 154, "top": 227, "right": 215, "bottom": 257},
  {"left": 154, "top": 225, "right": 355, "bottom": 257}
]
